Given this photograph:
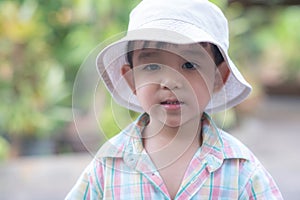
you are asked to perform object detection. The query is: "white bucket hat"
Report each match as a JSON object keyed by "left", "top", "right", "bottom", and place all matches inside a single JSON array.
[{"left": 96, "top": 0, "right": 252, "bottom": 113}]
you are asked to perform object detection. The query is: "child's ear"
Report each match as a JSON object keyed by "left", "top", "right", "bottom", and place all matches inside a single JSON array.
[
  {"left": 213, "top": 61, "right": 230, "bottom": 92},
  {"left": 121, "top": 64, "right": 136, "bottom": 94}
]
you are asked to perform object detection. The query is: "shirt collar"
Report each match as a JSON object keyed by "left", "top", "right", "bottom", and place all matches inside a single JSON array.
[
  {"left": 200, "top": 113, "right": 225, "bottom": 172},
  {"left": 96, "top": 113, "right": 248, "bottom": 173}
]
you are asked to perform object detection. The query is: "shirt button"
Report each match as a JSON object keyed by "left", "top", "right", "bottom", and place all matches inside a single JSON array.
[
  {"left": 206, "top": 155, "right": 221, "bottom": 171},
  {"left": 125, "top": 154, "right": 136, "bottom": 166},
  {"left": 129, "top": 156, "right": 135, "bottom": 162}
]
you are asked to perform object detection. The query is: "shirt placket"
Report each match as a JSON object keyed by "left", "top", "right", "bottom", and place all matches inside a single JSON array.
[{"left": 175, "top": 151, "right": 209, "bottom": 200}]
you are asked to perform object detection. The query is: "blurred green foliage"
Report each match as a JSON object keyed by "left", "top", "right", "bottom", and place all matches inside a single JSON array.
[
  {"left": 0, "top": 136, "right": 10, "bottom": 160},
  {"left": 0, "top": 0, "right": 299, "bottom": 157},
  {"left": 99, "top": 94, "right": 140, "bottom": 140},
  {"left": 227, "top": 3, "right": 300, "bottom": 84},
  {"left": 0, "top": 0, "right": 139, "bottom": 156}
]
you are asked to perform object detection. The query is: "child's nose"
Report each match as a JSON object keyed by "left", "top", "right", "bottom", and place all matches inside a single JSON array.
[{"left": 160, "top": 68, "right": 183, "bottom": 90}]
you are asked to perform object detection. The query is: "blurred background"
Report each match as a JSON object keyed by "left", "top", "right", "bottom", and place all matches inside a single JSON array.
[{"left": 0, "top": 0, "right": 299, "bottom": 199}]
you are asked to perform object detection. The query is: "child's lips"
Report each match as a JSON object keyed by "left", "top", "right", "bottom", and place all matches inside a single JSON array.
[
  {"left": 160, "top": 99, "right": 183, "bottom": 110},
  {"left": 161, "top": 100, "right": 182, "bottom": 105}
]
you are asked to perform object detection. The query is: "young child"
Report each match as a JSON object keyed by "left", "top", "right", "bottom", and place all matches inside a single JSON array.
[{"left": 66, "top": 0, "right": 283, "bottom": 199}]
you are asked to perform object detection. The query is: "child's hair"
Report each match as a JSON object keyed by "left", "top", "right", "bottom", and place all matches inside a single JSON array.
[{"left": 126, "top": 41, "right": 224, "bottom": 68}]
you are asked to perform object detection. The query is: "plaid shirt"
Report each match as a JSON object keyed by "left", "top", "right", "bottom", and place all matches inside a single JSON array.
[{"left": 66, "top": 113, "right": 283, "bottom": 199}]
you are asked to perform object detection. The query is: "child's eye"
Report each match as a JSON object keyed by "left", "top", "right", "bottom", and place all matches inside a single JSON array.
[
  {"left": 143, "top": 64, "right": 161, "bottom": 71},
  {"left": 182, "top": 62, "right": 199, "bottom": 70}
]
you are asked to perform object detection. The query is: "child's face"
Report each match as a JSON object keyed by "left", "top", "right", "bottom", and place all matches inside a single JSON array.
[{"left": 122, "top": 41, "right": 224, "bottom": 127}]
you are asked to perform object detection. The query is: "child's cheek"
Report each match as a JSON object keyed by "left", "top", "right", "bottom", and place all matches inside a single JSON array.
[{"left": 135, "top": 86, "right": 157, "bottom": 111}]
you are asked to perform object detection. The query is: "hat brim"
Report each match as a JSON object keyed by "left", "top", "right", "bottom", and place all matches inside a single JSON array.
[{"left": 96, "top": 25, "right": 251, "bottom": 113}]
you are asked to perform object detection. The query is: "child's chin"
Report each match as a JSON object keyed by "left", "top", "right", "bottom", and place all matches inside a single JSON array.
[
  {"left": 164, "top": 121, "right": 182, "bottom": 128},
  {"left": 162, "top": 117, "right": 189, "bottom": 128}
]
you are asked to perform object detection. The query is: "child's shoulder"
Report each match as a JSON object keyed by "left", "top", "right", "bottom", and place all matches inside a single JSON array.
[{"left": 218, "top": 129, "right": 257, "bottom": 162}]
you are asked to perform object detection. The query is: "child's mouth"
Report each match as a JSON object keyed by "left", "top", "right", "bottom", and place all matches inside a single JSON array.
[
  {"left": 160, "top": 100, "right": 183, "bottom": 110},
  {"left": 161, "top": 100, "right": 182, "bottom": 105}
]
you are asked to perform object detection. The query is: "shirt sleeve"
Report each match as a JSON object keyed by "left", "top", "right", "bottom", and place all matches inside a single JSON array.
[
  {"left": 65, "top": 160, "right": 103, "bottom": 200},
  {"left": 239, "top": 163, "right": 283, "bottom": 200}
]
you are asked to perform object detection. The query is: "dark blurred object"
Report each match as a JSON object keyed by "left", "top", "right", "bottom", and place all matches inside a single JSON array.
[{"left": 264, "top": 82, "right": 300, "bottom": 96}]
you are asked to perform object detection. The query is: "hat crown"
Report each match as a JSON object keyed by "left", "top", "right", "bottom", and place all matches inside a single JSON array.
[{"left": 128, "top": 0, "right": 229, "bottom": 50}]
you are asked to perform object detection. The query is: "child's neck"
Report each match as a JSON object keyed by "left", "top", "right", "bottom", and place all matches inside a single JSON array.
[{"left": 142, "top": 116, "right": 203, "bottom": 167}]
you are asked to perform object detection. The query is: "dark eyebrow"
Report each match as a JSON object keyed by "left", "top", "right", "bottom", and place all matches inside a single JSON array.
[
  {"left": 137, "top": 50, "right": 160, "bottom": 61},
  {"left": 180, "top": 49, "right": 203, "bottom": 56}
]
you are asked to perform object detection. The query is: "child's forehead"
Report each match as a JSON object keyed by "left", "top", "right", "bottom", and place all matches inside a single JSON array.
[{"left": 129, "top": 40, "right": 210, "bottom": 56}]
